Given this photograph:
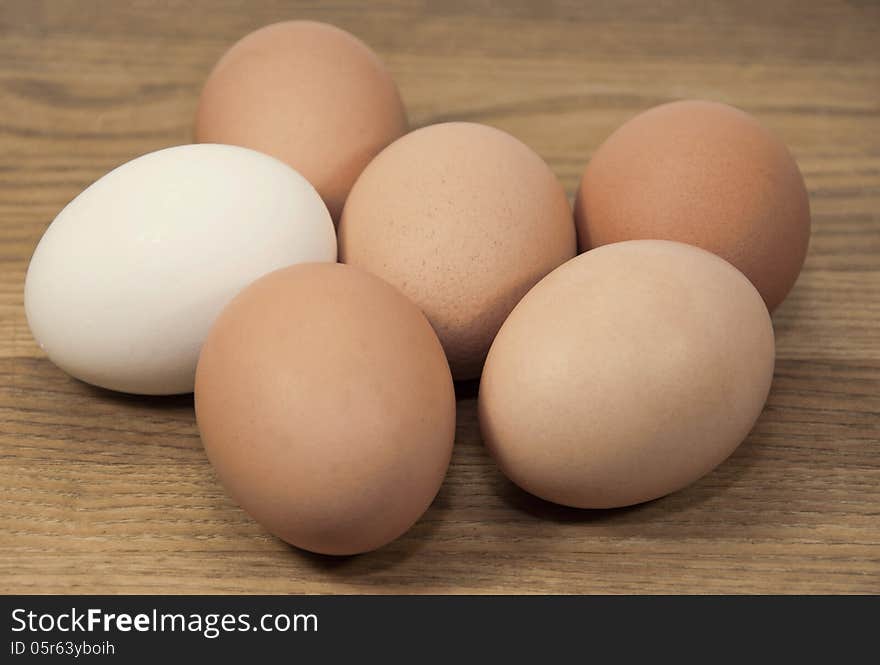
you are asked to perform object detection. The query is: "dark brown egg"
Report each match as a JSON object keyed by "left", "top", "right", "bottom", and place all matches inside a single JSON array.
[{"left": 574, "top": 100, "right": 810, "bottom": 311}]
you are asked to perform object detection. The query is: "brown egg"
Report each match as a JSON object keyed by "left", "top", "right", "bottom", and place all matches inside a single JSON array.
[
  {"left": 574, "top": 100, "right": 810, "bottom": 311},
  {"left": 338, "top": 122, "right": 576, "bottom": 381},
  {"left": 194, "top": 263, "right": 455, "bottom": 555},
  {"left": 479, "top": 240, "right": 775, "bottom": 509},
  {"left": 195, "top": 21, "right": 407, "bottom": 221}
]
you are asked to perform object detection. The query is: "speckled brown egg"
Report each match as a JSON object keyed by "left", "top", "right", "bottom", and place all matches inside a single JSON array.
[
  {"left": 195, "top": 21, "right": 407, "bottom": 221},
  {"left": 479, "top": 240, "right": 775, "bottom": 509},
  {"left": 338, "top": 122, "right": 576, "bottom": 381},
  {"left": 574, "top": 100, "right": 810, "bottom": 311},
  {"left": 194, "top": 263, "right": 455, "bottom": 555}
]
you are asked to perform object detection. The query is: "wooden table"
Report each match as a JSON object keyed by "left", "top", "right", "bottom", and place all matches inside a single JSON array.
[{"left": 1, "top": 0, "right": 877, "bottom": 594}]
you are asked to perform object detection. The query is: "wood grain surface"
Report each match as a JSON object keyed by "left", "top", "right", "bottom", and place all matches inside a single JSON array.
[{"left": 1, "top": 0, "right": 878, "bottom": 594}]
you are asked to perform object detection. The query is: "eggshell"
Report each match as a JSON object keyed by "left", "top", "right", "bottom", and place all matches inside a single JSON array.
[
  {"left": 195, "top": 263, "right": 455, "bottom": 556},
  {"left": 574, "top": 100, "right": 810, "bottom": 311},
  {"left": 24, "top": 144, "right": 336, "bottom": 395},
  {"left": 338, "top": 122, "right": 576, "bottom": 380},
  {"left": 195, "top": 20, "right": 407, "bottom": 221},
  {"left": 479, "top": 240, "right": 775, "bottom": 509}
]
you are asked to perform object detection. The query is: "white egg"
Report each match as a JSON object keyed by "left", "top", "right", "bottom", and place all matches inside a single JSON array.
[{"left": 24, "top": 144, "right": 336, "bottom": 395}]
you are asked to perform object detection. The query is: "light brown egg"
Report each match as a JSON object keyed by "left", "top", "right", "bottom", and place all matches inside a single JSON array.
[
  {"left": 574, "top": 100, "right": 810, "bottom": 311},
  {"left": 194, "top": 21, "right": 407, "bottom": 221},
  {"left": 479, "top": 240, "right": 775, "bottom": 509},
  {"left": 194, "top": 263, "right": 455, "bottom": 555},
  {"left": 338, "top": 122, "right": 576, "bottom": 381}
]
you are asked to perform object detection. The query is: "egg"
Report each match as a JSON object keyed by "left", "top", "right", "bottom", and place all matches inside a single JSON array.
[
  {"left": 338, "top": 122, "right": 576, "bottom": 381},
  {"left": 479, "top": 240, "right": 775, "bottom": 509},
  {"left": 24, "top": 144, "right": 336, "bottom": 395},
  {"left": 195, "top": 263, "right": 455, "bottom": 555},
  {"left": 574, "top": 100, "right": 810, "bottom": 311},
  {"left": 195, "top": 21, "right": 407, "bottom": 221}
]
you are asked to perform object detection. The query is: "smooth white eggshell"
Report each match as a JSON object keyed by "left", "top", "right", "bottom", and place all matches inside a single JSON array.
[{"left": 24, "top": 144, "right": 336, "bottom": 394}]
